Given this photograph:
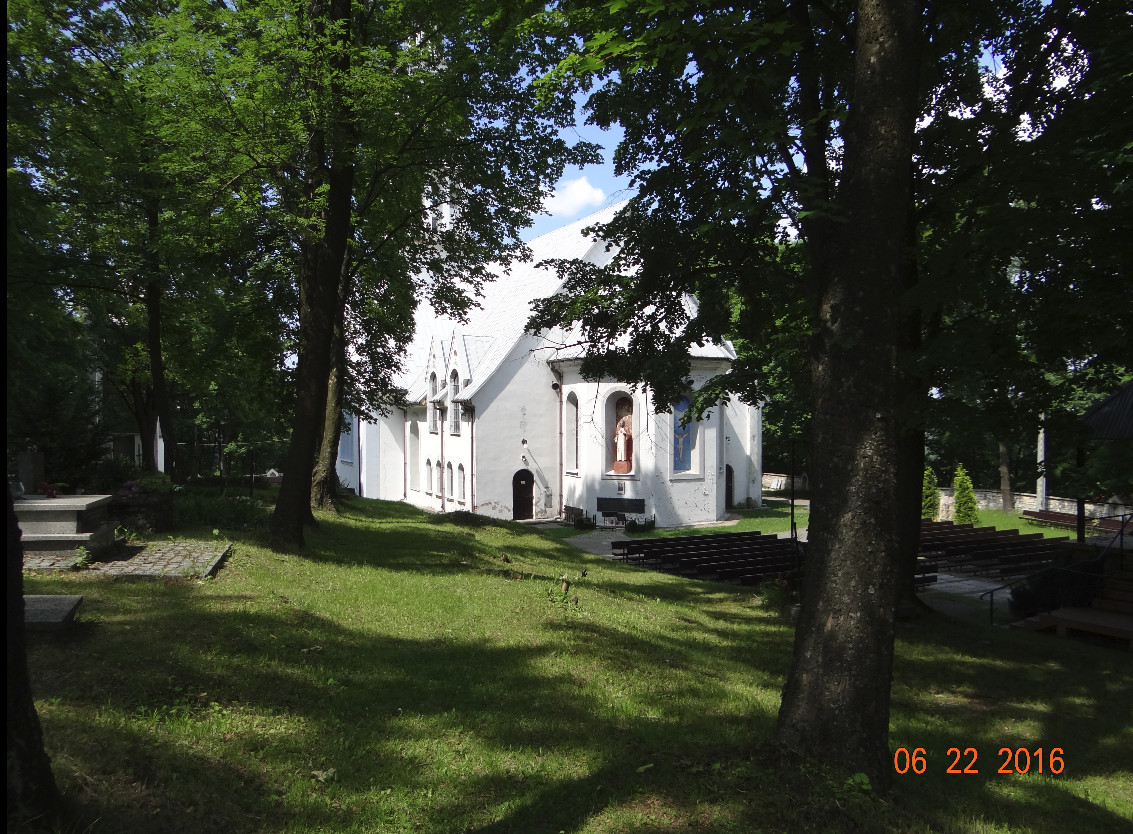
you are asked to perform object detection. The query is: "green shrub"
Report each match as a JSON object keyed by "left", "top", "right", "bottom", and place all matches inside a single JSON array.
[
  {"left": 174, "top": 493, "right": 269, "bottom": 530},
  {"left": 921, "top": 467, "right": 940, "bottom": 521},
  {"left": 572, "top": 513, "right": 597, "bottom": 530},
  {"left": 624, "top": 516, "right": 656, "bottom": 533},
  {"left": 952, "top": 464, "right": 979, "bottom": 525}
]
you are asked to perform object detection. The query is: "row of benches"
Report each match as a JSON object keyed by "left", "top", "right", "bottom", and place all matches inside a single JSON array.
[
  {"left": 919, "top": 520, "right": 1067, "bottom": 579},
  {"left": 1020, "top": 509, "right": 1127, "bottom": 533},
  {"left": 611, "top": 531, "right": 800, "bottom": 585}
]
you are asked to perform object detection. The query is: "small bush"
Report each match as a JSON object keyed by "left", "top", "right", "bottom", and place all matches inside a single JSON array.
[
  {"left": 624, "top": 516, "right": 656, "bottom": 533},
  {"left": 433, "top": 510, "right": 496, "bottom": 528},
  {"left": 952, "top": 464, "right": 979, "bottom": 526},
  {"left": 922, "top": 467, "right": 940, "bottom": 521},
  {"left": 572, "top": 513, "right": 597, "bottom": 531},
  {"left": 174, "top": 493, "right": 269, "bottom": 530}
]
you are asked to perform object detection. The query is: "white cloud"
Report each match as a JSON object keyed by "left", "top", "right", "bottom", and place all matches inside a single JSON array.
[{"left": 544, "top": 175, "right": 605, "bottom": 219}]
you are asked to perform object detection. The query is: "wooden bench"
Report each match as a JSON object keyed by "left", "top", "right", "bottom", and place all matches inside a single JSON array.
[{"left": 1022, "top": 510, "right": 1126, "bottom": 533}]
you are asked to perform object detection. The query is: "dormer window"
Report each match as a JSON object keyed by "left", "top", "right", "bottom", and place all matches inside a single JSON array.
[{"left": 449, "top": 369, "right": 461, "bottom": 434}]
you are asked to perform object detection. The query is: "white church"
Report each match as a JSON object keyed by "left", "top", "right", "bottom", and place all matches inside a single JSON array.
[{"left": 335, "top": 204, "right": 763, "bottom": 528}]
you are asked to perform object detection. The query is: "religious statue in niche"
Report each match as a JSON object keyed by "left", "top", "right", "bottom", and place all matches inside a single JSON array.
[
  {"left": 612, "top": 396, "right": 633, "bottom": 474},
  {"left": 673, "top": 396, "right": 693, "bottom": 472}
]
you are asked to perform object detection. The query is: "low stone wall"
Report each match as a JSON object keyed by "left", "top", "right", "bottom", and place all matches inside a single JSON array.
[
  {"left": 937, "top": 488, "right": 1129, "bottom": 521},
  {"left": 762, "top": 472, "right": 808, "bottom": 492}
]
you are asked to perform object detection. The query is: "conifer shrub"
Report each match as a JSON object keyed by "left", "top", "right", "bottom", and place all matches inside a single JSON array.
[
  {"left": 952, "top": 464, "right": 979, "bottom": 525},
  {"left": 921, "top": 467, "right": 940, "bottom": 521}
]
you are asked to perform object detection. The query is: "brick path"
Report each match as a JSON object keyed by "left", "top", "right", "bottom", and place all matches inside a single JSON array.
[{"left": 23, "top": 540, "right": 231, "bottom": 579}]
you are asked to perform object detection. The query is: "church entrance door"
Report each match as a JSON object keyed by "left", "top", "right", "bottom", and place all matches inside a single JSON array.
[
  {"left": 725, "top": 464, "right": 734, "bottom": 508},
  {"left": 512, "top": 470, "right": 534, "bottom": 520}
]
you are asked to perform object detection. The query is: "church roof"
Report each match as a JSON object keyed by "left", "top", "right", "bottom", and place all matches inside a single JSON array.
[{"left": 399, "top": 202, "right": 736, "bottom": 404}]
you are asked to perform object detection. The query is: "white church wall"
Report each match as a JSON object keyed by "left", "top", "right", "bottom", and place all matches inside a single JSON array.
[
  {"left": 357, "top": 411, "right": 405, "bottom": 501},
  {"left": 335, "top": 413, "right": 360, "bottom": 494},
  {"left": 470, "top": 334, "right": 562, "bottom": 520}
]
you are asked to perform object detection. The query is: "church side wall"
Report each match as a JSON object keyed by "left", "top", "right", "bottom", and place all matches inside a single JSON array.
[
  {"left": 471, "top": 335, "right": 562, "bottom": 520},
  {"left": 559, "top": 362, "right": 730, "bottom": 528}
]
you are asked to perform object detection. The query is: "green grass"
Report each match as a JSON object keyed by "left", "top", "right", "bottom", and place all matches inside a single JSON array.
[
  {"left": 974, "top": 509, "right": 1086, "bottom": 540},
  {"left": 633, "top": 498, "right": 808, "bottom": 538},
  {"left": 20, "top": 497, "right": 1132, "bottom": 833}
]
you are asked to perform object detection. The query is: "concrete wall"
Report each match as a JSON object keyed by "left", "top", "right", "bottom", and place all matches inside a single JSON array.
[{"left": 936, "top": 488, "right": 1130, "bottom": 519}]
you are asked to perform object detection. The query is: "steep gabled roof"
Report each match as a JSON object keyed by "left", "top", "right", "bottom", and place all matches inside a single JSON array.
[{"left": 398, "top": 201, "right": 737, "bottom": 405}]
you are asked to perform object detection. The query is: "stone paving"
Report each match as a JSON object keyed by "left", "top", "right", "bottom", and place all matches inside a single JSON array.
[{"left": 23, "top": 540, "right": 231, "bottom": 579}]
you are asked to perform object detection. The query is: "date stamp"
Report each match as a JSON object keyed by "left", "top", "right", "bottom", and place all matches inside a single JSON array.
[{"left": 893, "top": 747, "right": 1065, "bottom": 775}]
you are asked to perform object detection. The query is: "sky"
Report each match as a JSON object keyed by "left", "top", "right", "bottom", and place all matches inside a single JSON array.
[{"left": 521, "top": 112, "right": 635, "bottom": 242}]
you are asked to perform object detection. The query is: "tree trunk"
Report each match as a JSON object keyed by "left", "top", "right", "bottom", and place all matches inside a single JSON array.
[
  {"left": 998, "top": 439, "right": 1014, "bottom": 511},
  {"left": 270, "top": 0, "right": 353, "bottom": 548},
  {"left": 311, "top": 266, "right": 352, "bottom": 512},
  {"left": 774, "top": 0, "right": 920, "bottom": 787},
  {"left": 311, "top": 361, "right": 343, "bottom": 512},
  {"left": 7, "top": 489, "right": 61, "bottom": 829},
  {"left": 143, "top": 199, "right": 179, "bottom": 482},
  {"left": 130, "top": 379, "right": 158, "bottom": 472}
]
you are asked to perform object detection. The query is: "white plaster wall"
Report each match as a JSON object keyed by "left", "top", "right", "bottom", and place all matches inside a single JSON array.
[
  {"left": 721, "top": 399, "right": 763, "bottom": 508},
  {"left": 471, "top": 335, "right": 562, "bottom": 520},
  {"left": 357, "top": 412, "right": 405, "bottom": 501},
  {"left": 557, "top": 361, "right": 732, "bottom": 528},
  {"left": 335, "top": 413, "right": 360, "bottom": 494}
]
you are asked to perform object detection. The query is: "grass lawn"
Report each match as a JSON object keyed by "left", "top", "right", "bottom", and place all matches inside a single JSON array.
[
  {"left": 632, "top": 498, "right": 809, "bottom": 538},
  {"left": 20, "top": 498, "right": 1132, "bottom": 833}
]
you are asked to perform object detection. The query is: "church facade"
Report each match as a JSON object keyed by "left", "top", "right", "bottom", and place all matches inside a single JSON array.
[{"left": 336, "top": 205, "right": 763, "bottom": 528}]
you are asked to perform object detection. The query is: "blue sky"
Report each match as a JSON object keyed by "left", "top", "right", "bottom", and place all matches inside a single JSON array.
[{"left": 521, "top": 114, "right": 635, "bottom": 242}]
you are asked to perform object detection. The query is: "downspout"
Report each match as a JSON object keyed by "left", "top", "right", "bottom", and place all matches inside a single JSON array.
[
  {"left": 468, "top": 404, "right": 475, "bottom": 512},
  {"left": 402, "top": 407, "right": 409, "bottom": 501},
  {"left": 356, "top": 414, "right": 362, "bottom": 497},
  {"left": 439, "top": 404, "right": 446, "bottom": 512},
  {"left": 553, "top": 366, "right": 564, "bottom": 518}
]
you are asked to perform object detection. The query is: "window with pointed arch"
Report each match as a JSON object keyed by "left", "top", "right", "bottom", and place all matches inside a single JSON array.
[
  {"left": 425, "top": 458, "right": 433, "bottom": 493},
  {"left": 449, "top": 369, "right": 461, "bottom": 434},
  {"left": 429, "top": 372, "right": 439, "bottom": 432},
  {"left": 435, "top": 461, "right": 443, "bottom": 497},
  {"left": 564, "top": 392, "right": 579, "bottom": 473},
  {"left": 457, "top": 464, "right": 466, "bottom": 501},
  {"left": 446, "top": 462, "right": 454, "bottom": 500}
]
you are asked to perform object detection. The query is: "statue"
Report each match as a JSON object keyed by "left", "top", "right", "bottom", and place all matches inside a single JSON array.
[{"left": 614, "top": 412, "right": 633, "bottom": 473}]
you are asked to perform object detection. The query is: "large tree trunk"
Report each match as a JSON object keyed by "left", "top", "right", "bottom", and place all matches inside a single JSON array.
[
  {"left": 775, "top": 0, "right": 920, "bottom": 787},
  {"left": 130, "top": 378, "right": 158, "bottom": 471},
  {"left": 143, "top": 198, "right": 179, "bottom": 482},
  {"left": 7, "top": 489, "right": 61, "bottom": 829},
  {"left": 311, "top": 266, "right": 352, "bottom": 512},
  {"left": 998, "top": 439, "right": 1014, "bottom": 511},
  {"left": 270, "top": 0, "right": 353, "bottom": 548}
]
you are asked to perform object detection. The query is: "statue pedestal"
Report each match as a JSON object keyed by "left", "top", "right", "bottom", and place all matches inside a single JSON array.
[{"left": 612, "top": 461, "right": 632, "bottom": 475}]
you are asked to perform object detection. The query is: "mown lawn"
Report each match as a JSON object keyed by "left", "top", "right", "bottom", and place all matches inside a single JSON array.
[{"left": 20, "top": 498, "right": 1132, "bottom": 833}]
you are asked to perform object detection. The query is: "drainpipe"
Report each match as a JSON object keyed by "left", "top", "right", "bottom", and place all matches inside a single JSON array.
[
  {"left": 468, "top": 404, "right": 476, "bottom": 512},
  {"left": 402, "top": 408, "right": 408, "bottom": 501},
  {"left": 553, "top": 367, "right": 564, "bottom": 518},
  {"left": 439, "top": 404, "right": 445, "bottom": 512}
]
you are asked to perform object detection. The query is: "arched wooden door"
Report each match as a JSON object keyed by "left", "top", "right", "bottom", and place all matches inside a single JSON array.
[
  {"left": 512, "top": 470, "right": 534, "bottom": 520},
  {"left": 725, "top": 464, "right": 734, "bottom": 509}
]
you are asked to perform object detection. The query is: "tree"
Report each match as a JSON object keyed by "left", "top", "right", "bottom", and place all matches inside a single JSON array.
[
  {"left": 921, "top": 468, "right": 939, "bottom": 521},
  {"left": 531, "top": 0, "right": 921, "bottom": 782},
  {"left": 6, "top": 489, "right": 61, "bottom": 828},
  {"left": 146, "top": 0, "right": 599, "bottom": 545},
  {"left": 532, "top": 0, "right": 1129, "bottom": 782},
  {"left": 952, "top": 464, "right": 979, "bottom": 525}
]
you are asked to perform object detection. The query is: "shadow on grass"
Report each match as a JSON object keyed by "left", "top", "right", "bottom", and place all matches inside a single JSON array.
[{"left": 21, "top": 499, "right": 1133, "bottom": 834}]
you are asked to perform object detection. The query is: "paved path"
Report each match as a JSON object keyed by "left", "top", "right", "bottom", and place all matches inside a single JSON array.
[{"left": 22, "top": 540, "right": 231, "bottom": 579}]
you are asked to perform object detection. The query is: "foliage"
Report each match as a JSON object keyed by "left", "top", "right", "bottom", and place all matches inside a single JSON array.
[
  {"left": 20, "top": 497, "right": 1133, "bottom": 832},
  {"left": 623, "top": 515, "right": 655, "bottom": 533},
  {"left": 173, "top": 493, "right": 269, "bottom": 532},
  {"left": 951, "top": 464, "right": 980, "bottom": 526},
  {"left": 921, "top": 467, "right": 940, "bottom": 521}
]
